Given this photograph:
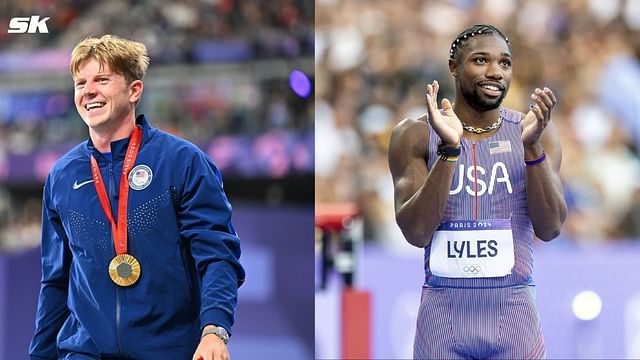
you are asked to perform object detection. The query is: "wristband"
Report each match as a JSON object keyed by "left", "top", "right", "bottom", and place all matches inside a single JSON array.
[
  {"left": 437, "top": 142, "right": 462, "bottom": 157},
  {"left": 437, "top": 141, "right": 461, "bottom": 162},
  {"left": 439, "top": 154, "right": 458, "bottom": 162},
  {"left": 524, "top": 151, "right": 546, "bottom": 166}
]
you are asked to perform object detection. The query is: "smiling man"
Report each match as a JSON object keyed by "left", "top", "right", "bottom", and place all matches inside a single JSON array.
[
  {"left": 29, "top": 35, "right": 245, "bottom": 360},
  {"left": 389, "top": 24, "right": 567, "bottom": 359}
]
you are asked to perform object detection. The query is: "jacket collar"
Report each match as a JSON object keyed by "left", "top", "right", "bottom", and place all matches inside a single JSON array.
[{"left": 85, "top": 114, "right": 154, "bottom": 164}]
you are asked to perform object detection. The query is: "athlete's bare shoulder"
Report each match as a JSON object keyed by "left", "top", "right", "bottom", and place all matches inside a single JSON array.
[
  {"left": 389, "top": 114, "right": 430, "bottom": 170},
  {"left": 391, "top": 113, "right": 429, "bottom": 147}
]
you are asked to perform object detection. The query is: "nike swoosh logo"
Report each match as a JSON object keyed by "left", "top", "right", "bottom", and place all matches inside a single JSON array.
[{"left": 72, "top": 179, "right": 94, "bottom": 190}]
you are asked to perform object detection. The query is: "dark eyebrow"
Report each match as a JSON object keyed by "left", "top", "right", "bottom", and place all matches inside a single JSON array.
[{"left": 468, "top": 51, "right": 512, "bottom": 59}]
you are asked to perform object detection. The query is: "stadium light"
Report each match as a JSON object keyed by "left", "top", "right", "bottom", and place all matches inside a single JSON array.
[{"left": 572, "top": 290, "right": 602, "bottom": 321}]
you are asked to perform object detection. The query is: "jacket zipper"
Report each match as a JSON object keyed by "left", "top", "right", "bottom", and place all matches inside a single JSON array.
[
  {"left": 116, "top": 287, "right": 122, "bottom": 354},
  {"left": 472, "top": 142, "right": 478, "bottom": 220},
  {"left": 107, "top": 161, "right": 123, "bottom": 354}
]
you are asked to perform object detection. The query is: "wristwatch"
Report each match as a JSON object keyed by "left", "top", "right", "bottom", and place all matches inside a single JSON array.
[{"left": 201, "top": 325, "right": 229, "bottom": 344}]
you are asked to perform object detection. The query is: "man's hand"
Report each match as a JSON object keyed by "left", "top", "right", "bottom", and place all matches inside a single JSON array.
[
  {"left": 425, "top": 80, "right": 463, "bottom": 147},
  {"left": 522, "top": 87, "right": 557, "bottom": 147},
  {"left": 192, "top": 325, "right": 230, "bottom": 360}
]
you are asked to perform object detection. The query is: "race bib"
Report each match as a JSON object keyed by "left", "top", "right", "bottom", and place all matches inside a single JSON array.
[{"left": 429, "top": 219, "right": 514, "bottom": 278}]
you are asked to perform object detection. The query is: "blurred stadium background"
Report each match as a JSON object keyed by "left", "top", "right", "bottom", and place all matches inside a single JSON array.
[
  {"left": 0, "top": 1, "right": 314, "bottom": 359},
  {"left": 315, "top": 0, "right": 640, "bottom": 359}
]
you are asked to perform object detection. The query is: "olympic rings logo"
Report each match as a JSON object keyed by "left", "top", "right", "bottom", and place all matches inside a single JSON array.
[{"left": 463, "top": 265, "right": 481, "bottom": 273}]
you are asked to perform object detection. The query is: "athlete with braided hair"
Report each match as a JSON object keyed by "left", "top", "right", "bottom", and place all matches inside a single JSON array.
[{"left": 389, "top": 24, "right": 567, "bottom": 359}]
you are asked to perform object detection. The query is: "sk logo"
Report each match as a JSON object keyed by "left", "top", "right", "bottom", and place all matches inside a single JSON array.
[{"left": 8, "top": 16, "right": 50, "bottom": 34}]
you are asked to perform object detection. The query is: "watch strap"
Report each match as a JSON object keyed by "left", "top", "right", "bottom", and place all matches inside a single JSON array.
[{"left": 201, "top": 326, "right": 229, "bottom": 344}]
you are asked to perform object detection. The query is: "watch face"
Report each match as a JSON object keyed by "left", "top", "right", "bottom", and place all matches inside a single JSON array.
[{"left": 218, "top": 327, "right": 229, "bottom": 341}]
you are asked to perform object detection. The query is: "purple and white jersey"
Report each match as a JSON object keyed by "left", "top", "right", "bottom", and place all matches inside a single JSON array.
[{"left": 425, "top": 108, "right": 533, "bottom": 288}]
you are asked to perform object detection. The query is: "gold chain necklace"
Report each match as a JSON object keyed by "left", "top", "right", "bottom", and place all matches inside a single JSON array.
[{"left": 460, "top": 108, "right": 505, "bottom": 134}]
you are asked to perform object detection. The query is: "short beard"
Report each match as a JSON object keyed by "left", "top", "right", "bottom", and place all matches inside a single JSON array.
[{"left": 461, "top": 85, "right": 506, "bottom": 112}]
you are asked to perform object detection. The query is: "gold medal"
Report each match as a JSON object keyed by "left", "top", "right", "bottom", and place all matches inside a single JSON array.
[
  {"left": 108, "top": 254, "right": 141, "bottom": 287},
  {"left": 92, "top": 127, "right": 144, "bottom": 288}
]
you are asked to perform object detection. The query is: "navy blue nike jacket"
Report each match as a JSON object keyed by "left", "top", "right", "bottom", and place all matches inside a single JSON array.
[{"left": 29, "top": 115, "right": 245, "bottom": 359}]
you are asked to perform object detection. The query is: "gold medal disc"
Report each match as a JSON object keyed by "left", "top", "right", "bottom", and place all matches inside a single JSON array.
[{"left": 109, "top": 254, "right": 141, "bottom": 286}]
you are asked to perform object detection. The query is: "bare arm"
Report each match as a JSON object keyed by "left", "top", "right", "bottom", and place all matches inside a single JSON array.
[
  {"left": 522, "top": 87, "right": 568, "bottom": 241},
  {"left": 389, "top": 81, "right": 462, "bottom": 247}
]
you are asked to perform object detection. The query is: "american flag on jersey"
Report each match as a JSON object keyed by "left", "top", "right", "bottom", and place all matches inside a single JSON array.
[{"left": 489, "top": 140, "right": 512, "bottom": 155}]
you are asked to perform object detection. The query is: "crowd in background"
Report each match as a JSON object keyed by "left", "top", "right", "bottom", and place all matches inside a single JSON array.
[
  {"left": 0, "top": 0, "right": 314, "bottom": 252},
  {"left": 0, "top": 77, "right": 313, "bottom": 157},
  {"left": 0, "top": 0, "right": 313, "bottom": 61},
  {"left": 0, "top": 0, "right": 314, "bottom": 148},
  {"left": 316, "top": 0, "right": 640, "bottom": 249}
]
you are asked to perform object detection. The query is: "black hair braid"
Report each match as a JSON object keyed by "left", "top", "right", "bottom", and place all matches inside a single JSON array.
[{"left": 449, "top": 24, "right": 511, "bottom": 61}]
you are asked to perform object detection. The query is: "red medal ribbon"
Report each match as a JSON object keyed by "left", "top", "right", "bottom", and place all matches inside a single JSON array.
[{"left": 90, "top": 125, "right": 143, "bottom": 255}]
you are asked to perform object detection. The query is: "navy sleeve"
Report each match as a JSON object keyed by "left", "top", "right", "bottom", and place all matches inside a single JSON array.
[
  {"left": 177, "top": 151, "right": 245, "bottom": 334},
  {"left": 29, "top": 174, "right": 72, "bottom": 359}
]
